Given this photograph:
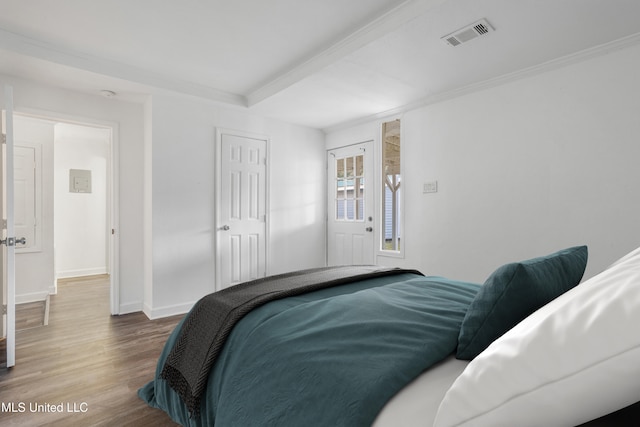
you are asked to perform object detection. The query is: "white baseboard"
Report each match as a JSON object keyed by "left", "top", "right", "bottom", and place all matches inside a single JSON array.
[
  {"left": 56, "top": 267, "right": 108, "bottom": 279},
  {"left": 16, "top": 291, "right": 49, "bottom": 304},
  {"left": 118, "top": 301, "right": 143, "bottom": 315},
  {"left": 142, "top": 301, "right": 194, "bottom": 320}
]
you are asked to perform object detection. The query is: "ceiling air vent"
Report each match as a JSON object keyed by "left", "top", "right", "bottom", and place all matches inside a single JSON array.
[{"left": 441, "top": 19, "right": 494, "bottom": 47}]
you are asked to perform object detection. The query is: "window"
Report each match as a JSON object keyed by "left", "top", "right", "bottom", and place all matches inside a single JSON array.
[
  {"left": 381, "top": 120, "right": 401, "bottom": 252},
  {"left": 335, "top": 153, "right": 365, "bottom": 221}
]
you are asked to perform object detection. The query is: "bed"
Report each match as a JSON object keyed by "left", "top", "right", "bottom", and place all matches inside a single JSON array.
[{"left": 139, "top": 245, "right": 640, "bottom": 426}]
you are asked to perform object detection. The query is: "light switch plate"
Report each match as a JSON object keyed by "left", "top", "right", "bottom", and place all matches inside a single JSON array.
[{"left": 423, "top": 181, "right": 438, "bottom": 193}]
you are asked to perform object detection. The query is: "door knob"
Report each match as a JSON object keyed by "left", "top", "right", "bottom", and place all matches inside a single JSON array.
[
  {"left": 219, "top": 225, "right": 230, "bottom": 231},
  {"left": 365, "top": 227, "right": 373, "bottom": 232},
  {"left": 0, "top": 237, "right": 26, "bottom": 246}
]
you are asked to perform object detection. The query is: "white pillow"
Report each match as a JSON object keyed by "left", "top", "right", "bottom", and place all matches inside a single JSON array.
[{"left": 434, "top": 246, "right": 640, "bottom": 427}]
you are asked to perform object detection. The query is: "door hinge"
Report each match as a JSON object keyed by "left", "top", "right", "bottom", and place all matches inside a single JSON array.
[{"left": 1, "top": 133, "right": 5, "bottom": 144}]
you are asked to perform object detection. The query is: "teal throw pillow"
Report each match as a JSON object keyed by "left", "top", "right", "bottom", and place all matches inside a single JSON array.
[{"left": 456, "top": 245, "right": 588, "bottom": 360}]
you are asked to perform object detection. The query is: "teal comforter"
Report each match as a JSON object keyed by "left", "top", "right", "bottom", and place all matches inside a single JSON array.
[{"left": 139, "top": 273, "right": 479, "bottom": 426}]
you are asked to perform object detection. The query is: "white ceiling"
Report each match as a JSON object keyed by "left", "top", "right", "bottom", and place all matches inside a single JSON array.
[{"left": 1, "top": 0, "right": 640, "bottom": 130}]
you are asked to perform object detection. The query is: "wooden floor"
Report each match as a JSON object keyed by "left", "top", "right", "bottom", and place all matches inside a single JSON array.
[
  {"left": 0, "top": 275, "right": 182, "bottom": 426},
  {"left": 15, "top": 298, "right": 49, "bottom": 331}
]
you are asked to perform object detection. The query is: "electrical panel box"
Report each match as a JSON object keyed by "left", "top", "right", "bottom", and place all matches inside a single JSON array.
[{"left": 69, "top": 169, "right": 92, "bottom": 193}]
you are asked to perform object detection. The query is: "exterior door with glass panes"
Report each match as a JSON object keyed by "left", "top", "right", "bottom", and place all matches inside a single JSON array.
[{"left": 327, "top": 141, "right": 374, "bottom": 266}]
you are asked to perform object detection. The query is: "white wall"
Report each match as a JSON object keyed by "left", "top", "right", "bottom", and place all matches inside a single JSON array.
[
  {"left": 145, "top": 92, "right": 326, "bottom": 318},
  {"left": 5, "top": 41, "right": 640, "bottom": 318},
  {"left": 54, "top": 123, "right": 110, "bottom": 278},
  {"left": 2, "top": 75, "right": 326, "bottom": 319},
  {"left": 327, "top": 42, "right": 640, "bottom": 283},
  {"left": 1, "top": 75, "right": 145, "bottom": 312}
]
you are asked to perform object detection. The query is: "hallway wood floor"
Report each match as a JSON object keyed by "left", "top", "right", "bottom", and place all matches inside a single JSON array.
[{"left": 0, "top": 276, "right": 181, "bottom": 426}]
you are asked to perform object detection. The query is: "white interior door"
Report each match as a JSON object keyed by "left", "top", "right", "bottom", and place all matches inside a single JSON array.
[
  {"left": 216, "top": 130, "right": 268, "bottom": 290},
  {"left": 1, "top": 85, "right": 17, "bottom": 368},
  {"left": 14, "top": 145, "right": 35, "bottom": 252},
  {"left": 327, "top": 141, "right": 374, "bottom": 266}
]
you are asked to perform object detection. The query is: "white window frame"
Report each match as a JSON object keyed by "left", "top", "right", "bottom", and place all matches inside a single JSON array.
[{"left": 377, "top": 118, "right": 404, "bottom": 259}]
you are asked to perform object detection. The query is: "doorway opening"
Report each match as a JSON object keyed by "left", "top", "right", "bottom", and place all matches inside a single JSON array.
[{"left": 13, "top": 113, "right": 118, "bottom": 317}]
